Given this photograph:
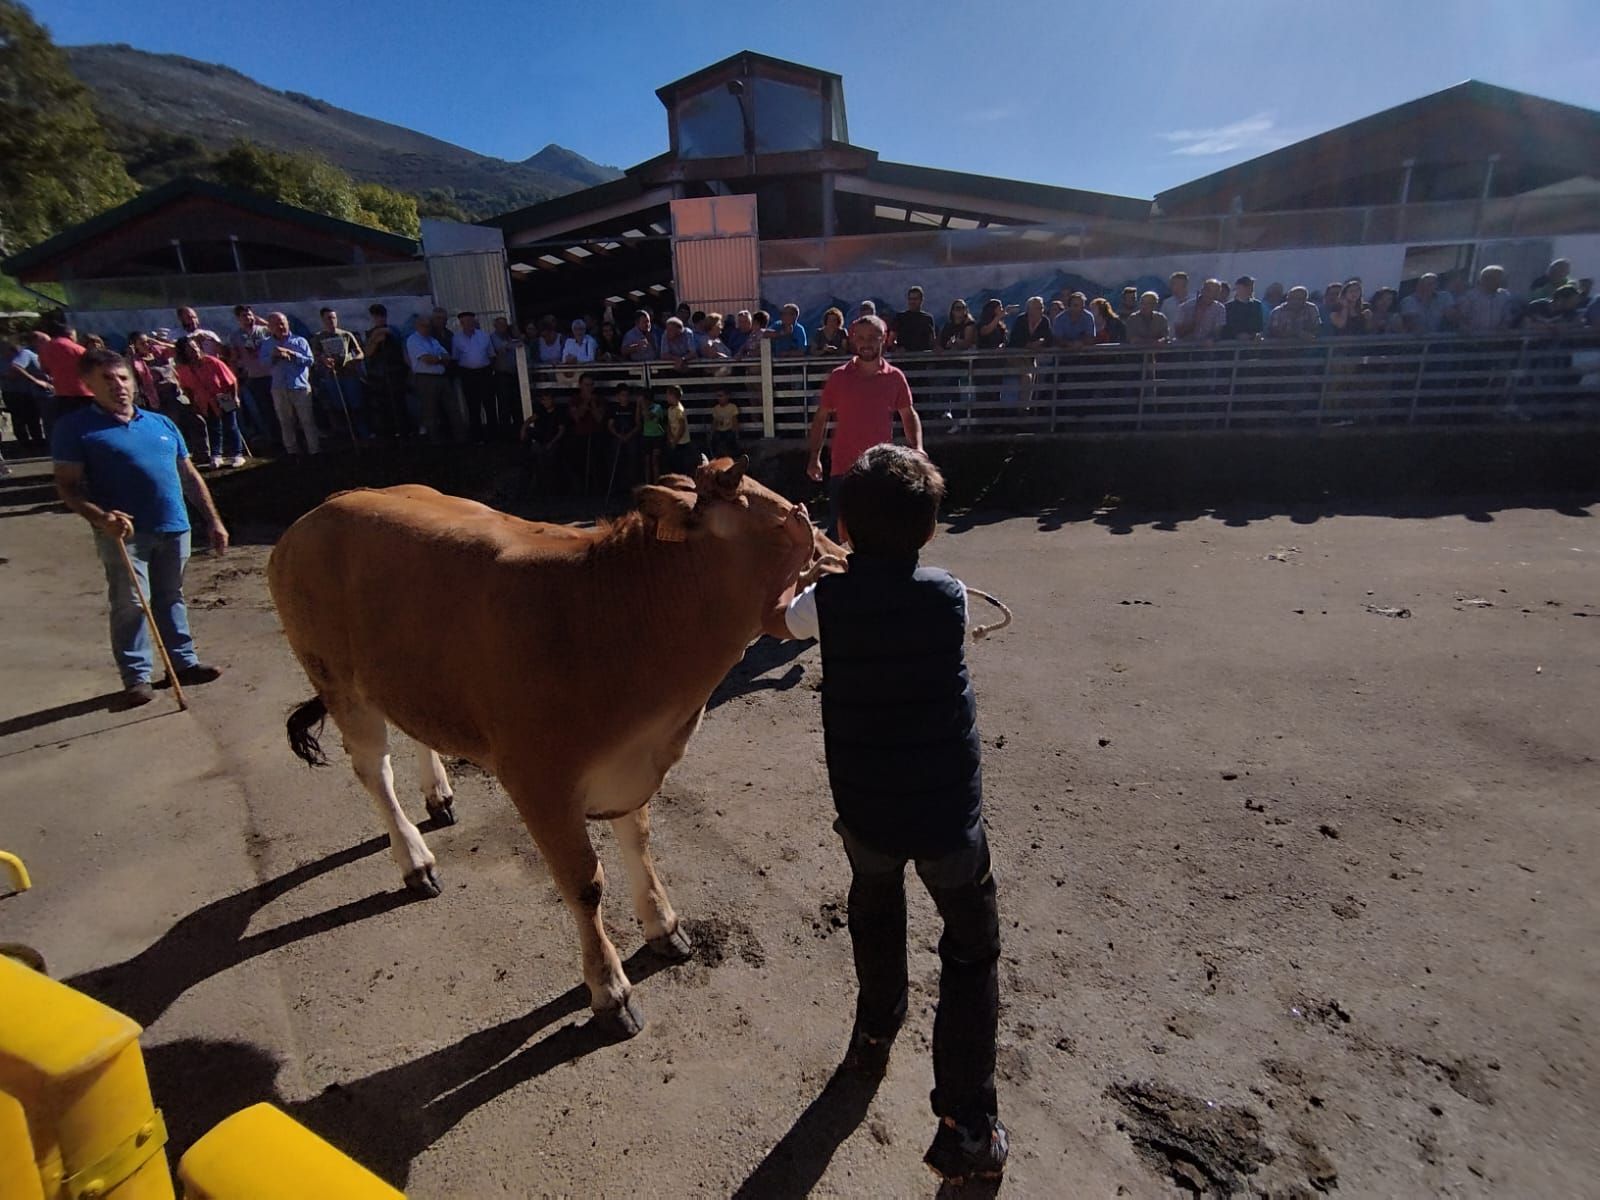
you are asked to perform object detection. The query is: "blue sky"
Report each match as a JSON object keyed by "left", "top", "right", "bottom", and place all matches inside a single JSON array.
[{"left": 45, "top": 2, "right": 1600, "bottom": 201}]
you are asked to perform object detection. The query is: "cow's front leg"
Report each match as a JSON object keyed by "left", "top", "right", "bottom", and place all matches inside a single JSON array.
[
  {"left": 418, "top": 745, "right": 456, "bottom": 826},
  {"left": 612, "top": 804, "right": 693, "bottom": 961},
  {"left": 532, "top": 813, "right": 640, "bottom": 1036}
]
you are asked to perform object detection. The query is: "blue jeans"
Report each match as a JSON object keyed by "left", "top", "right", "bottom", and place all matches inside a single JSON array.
[
  {"left": 205, "top": 408, "right": 244, "bottom": 460},
  {"left": 318, "top": 373, "right": 371, "bottom": 439},
  {"left": 96, "top": 530, "right": 199, "bottom": 686}
]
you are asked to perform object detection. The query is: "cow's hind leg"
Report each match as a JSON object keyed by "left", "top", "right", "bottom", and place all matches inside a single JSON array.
[
  {"left": 334, "top": 700, "right": 440, "bottom": 897},
  {"left": 419, "top": 746, "right": 456, "bottom": 826},
  {"left": 527, "top": 810, "right": 641, "bottom": 1036},
  {"left": 612, "top": 805, "right": 692, "bottom": 961}
]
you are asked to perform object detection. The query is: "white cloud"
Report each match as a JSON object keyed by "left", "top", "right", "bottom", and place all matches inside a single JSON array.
[
  {"left": 965, "top": 105, "right": 1019, "bottom": 125},
  {"left": 1158, "top": 113, "right": 1287, "bottom": 157}
]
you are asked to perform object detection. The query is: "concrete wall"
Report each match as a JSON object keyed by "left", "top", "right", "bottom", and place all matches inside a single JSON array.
[{"left": 761, "top": 234, "right": 1600, "bottom": 328}]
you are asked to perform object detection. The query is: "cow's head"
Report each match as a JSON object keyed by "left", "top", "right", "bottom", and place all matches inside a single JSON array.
[{"left": 638, "top": 457, "right": 845, "bottom": 606}]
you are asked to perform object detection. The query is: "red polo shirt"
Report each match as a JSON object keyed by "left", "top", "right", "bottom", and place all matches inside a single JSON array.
[
  {"left": 40, "top": 336, "right": 93, "bottom": 398},
  {"left": 819, "top": 357, "right": 914, "bottom": 477}
]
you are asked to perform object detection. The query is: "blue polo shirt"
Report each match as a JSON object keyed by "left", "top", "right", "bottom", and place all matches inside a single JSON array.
[
  {"left": 771, "top": 321, "right": 808, "bottom": 355},
  {"left": 258, "top": 335, "right": 313, "bottom": 391},
  {"left": 52, "top": 405, "right": 191, "bottom": 534}
]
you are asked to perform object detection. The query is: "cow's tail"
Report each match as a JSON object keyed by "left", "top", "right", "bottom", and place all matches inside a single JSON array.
[{"left": 286, "top": 696, "right": 329, "bottom": 767}]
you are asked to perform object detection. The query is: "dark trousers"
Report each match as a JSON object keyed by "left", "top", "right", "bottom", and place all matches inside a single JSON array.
[
  {"left": 460, "top": 367, "right": 496, "bottom": 441},
  {"left": 494, "top": 371, "right": 523, "bottom": 434},
  {"left": 836, "top": 819, "right": 1000, "bottom": 1129},
  {"left": 3, "top": 391, "right": 45, "bottom": 446},
  {"left": 365, "top": 374, "right": 410, "bottom": 438}
]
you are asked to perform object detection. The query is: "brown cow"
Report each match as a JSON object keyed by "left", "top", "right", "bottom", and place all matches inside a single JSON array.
[{"left": 267, "top": 458, "right": 841, "bottom": 1035}]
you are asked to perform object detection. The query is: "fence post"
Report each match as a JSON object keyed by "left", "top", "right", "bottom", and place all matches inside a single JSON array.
[
  {"left": 1223, "top": 345, "right": 1240, "bottom": 429},
  {"left": 760, "top": 337, "right": 776, "bottom": 439},
  {"left": 1408, "top": 340, "right": 1428, "bottom": 424},
  {"left": 514, "top": 343, "right": 531, "bottom": 424},
  {"left": 1136, "top": 352, "right": 1149, "bottom": 431},
  {"left": 1315, "top": 344, "right": 1334, "bottom": 427}
]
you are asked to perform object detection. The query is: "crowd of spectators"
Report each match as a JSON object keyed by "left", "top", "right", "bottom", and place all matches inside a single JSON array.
[{"left": 2, "top": 256, "right": 1593, "bottom": 478}]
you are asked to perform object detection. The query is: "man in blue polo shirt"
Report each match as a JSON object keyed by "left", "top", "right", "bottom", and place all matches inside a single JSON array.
[{"left": 53, "top": 348, "right": 229, "bottom": 707}]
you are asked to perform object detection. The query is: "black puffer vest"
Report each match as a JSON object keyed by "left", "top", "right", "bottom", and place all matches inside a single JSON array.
[{"left": 815, "top": 554, "right": 983, "bottom": 858}]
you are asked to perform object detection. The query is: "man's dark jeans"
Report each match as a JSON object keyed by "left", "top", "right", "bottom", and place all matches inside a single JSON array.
[{"left": 835, "top": 817, "right": 1000, "bottom": 1129}]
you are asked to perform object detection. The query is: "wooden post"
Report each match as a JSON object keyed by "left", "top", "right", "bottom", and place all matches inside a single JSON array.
[{"left": 760, "top": 336, "right": 776, "bottom": 439}]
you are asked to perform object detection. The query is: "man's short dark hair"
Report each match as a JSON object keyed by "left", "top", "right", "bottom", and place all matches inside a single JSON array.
[
  {"left": 458, "top": 310, "right": 476, "bottom": 320},
  {"left": 320, "top": 307, "right": 335, "bottom": 317},
  {"left": 907, "top": 285, "right": 923, "bottom": 299},
  {"left": 613, "top": 382, "right": 630, "bottom": 394},
  {"left": 836, "top": 444, "right": 945, "bottom": 557},
  {"left": 369, "top": 303, "right": 388, "bottom": 317},
  {"left": 78, "top": 347, "right": 127, "bottom": 377},
  {"left": 751, "top": 310, "right": 770, "bottom": 327},
  {"left": 233, "top": 304, "right": 251, "bottom": 316},
  {"left": 126, "top": 330, "right": 144, "bottom": 345}
]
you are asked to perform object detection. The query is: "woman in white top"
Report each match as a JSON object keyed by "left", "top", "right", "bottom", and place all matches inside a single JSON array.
[{"left": 561, "top": 319, "right": 598, "bottom": 364}]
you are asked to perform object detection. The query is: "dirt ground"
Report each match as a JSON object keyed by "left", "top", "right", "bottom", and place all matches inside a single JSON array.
[{"left": 2, "top": 460, "right": 1596, "bottom": 1198}]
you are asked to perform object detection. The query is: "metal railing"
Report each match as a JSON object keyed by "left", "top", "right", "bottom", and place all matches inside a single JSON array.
[
  {"left": 61, "top": 261, "right": 433, "bottom": 310},
  {"left": 527, "top": 333, "right": 1600, "bottom": 439}
]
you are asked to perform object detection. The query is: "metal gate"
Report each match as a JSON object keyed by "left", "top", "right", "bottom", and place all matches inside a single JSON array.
[
  {"left": 421, "top": 219, "right": 514, "bottom": 324},
  {"left": 670, "top": 196, "right": 759, "bottom": 315}
]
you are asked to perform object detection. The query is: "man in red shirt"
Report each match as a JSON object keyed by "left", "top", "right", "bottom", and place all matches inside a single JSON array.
[
  {"left": 806, "top": 314, "right": 925, "bottom": 536},
  {"left": 37, "top": 322, "right": 95, "bottom": 435}
]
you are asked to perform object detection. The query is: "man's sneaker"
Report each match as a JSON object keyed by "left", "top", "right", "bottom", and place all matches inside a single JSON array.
[
  {"left": 842, "top": 1023, "right": 898, "bottom": 1075},
  {"left": 923, "top": 1116, "right": 1009, "bottom": 1184},
  {"left": 175, "top": 663, "right": 223, "bottom": 685},
  {"left": 227, "top": 455, "right": 247, "bottom": 468},
  {"left": 122, "top": 681, "right": 157, "bottom": 708}
]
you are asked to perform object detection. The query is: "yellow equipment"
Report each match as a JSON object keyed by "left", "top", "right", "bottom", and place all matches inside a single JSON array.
[
  {"left": 0, "top": 956, "right": 403, "bottom": 1199},
  {"left": 0, "top": 954, "right": 173, "bottom": 1199},
  {"left": 177, "top": 1104, "right": 402, "bottom": 1200}
]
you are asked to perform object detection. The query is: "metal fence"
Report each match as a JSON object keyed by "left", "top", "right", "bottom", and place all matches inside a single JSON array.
[{"left": 527, "top": 334, "right": 1600, "bottom": 441}]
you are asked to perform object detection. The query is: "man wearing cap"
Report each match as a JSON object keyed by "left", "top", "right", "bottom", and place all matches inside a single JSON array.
[{"left": 1222, "top": 277, "right": 1266, "bottom": 341}]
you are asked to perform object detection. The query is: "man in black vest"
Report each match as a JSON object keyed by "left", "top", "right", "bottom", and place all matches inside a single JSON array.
[{"left": 765, "top": 443, "right": 1007, "bottom": 1184}]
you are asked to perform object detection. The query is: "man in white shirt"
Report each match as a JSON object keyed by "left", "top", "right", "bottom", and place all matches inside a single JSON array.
[
  {"left": 1176, "top": 279, "right": 1227, "bottom": 343},
  {"left": 1454, "top": 265, "right": 1516, "bottom": 335},
  {"left": 562, "top": 318, "right": 597, "bottom": 365},
  {"left": 1399, "top": 273, "right": 1456, "bottom": 335},
  {"left": 406, "top": 318, "right": 463, "bottom": 442},
  {"left": 1159, "top": 272, "right": 1190, "bottom": 335},
  {"left": 175, "top": 307, "right": 226, "bottom": 358},
  {"left": 451, "top": 310, "right": 496, "bottom": 441}
]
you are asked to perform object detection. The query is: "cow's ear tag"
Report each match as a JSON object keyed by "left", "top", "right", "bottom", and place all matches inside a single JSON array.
[{"left": 655, "top": 521, "right": 687, "bottom": 542}]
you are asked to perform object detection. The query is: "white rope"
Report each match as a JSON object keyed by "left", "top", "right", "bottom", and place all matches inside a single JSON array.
[{"left": 968, "top": 588, "right": 1013, "bottom": 640}]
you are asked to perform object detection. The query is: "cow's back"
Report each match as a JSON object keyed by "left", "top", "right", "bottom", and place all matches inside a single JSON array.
[{"left": 268, "top": 486, "right": 599, "bottom": 764}]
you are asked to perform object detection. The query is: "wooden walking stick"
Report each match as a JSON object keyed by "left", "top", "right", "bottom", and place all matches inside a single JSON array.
[{"left": 113, "top": 536, "right": 188, "bottom": 711}]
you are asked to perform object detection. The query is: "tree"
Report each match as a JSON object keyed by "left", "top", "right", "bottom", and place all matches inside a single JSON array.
[
  {"left": 0, "top": 1, "right": 138, "bottom": 255},
  {"left": 211, "top": 142, "right": 419, "bottom": 237}
]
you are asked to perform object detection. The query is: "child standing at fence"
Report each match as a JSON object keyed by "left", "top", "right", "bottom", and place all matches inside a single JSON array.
[
  {"left": 709, "top": 390, "right": 740, "bottom": 459},
  {"left": 662, "top": 385, "right": 693, "bottom": 474},
  {"left": 762, "top": 443, "right": 1007, "bottom": 1185},
  {"left": 641, "top": 389, "right": 666, "bottom": 483}
]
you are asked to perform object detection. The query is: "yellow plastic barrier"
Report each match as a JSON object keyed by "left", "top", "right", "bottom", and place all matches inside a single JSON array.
[
  {"left": 0, "top": 955, "right": 174, "bottom": 1200},
  {"left": 0, "top": 1091, "right": 46, "bottom": 1200},
  {"left": 178, "top": 1104, "right": 403, "bottom": 1200},
  {"left": 0, "top": 850, "right": 31, "bottom": 894}
]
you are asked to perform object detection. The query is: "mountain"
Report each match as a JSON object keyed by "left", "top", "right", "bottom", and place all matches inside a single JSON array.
[{"left": 64, "top": 44, "right": 622, "bottom": 219}]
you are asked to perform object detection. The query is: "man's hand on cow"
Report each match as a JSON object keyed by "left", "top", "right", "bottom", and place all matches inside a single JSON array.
[
  {"left": 207, "top": 520, "right": 230, "bottom": 556},
  {"left": 805, "top": 455, "right": 824, "bottom": 482},
  {"left": 795, "top": 553, "right": 848, "bottom": 590},
  {"left": 98, "top": 510, "right": 135, "bottom": 540}
]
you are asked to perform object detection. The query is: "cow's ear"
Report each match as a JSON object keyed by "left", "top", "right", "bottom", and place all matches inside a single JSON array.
[
  {"left": 637, "top": 484, "right": 697, "bottom": 541},
  {"left": 712, "top": 456, "right": 749, "bottom": 498}
]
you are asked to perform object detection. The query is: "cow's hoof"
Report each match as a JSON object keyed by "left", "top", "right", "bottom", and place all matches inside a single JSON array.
[
  {"left": 404, "top": 865, "right": 442, "bottom": 898},
  {"left": 593, "top": 994, "right": 645, "bottom": 1039},
  {"left": 427, "top": 800, "right": 457, "bottom": 827},
  {"left": 648, "top": 926, "right": 695, "bottom": 962}
]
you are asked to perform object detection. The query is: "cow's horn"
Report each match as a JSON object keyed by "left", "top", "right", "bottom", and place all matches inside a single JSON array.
[{"left": 698, "top": 453, "right": 710, "bottom": 467}]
